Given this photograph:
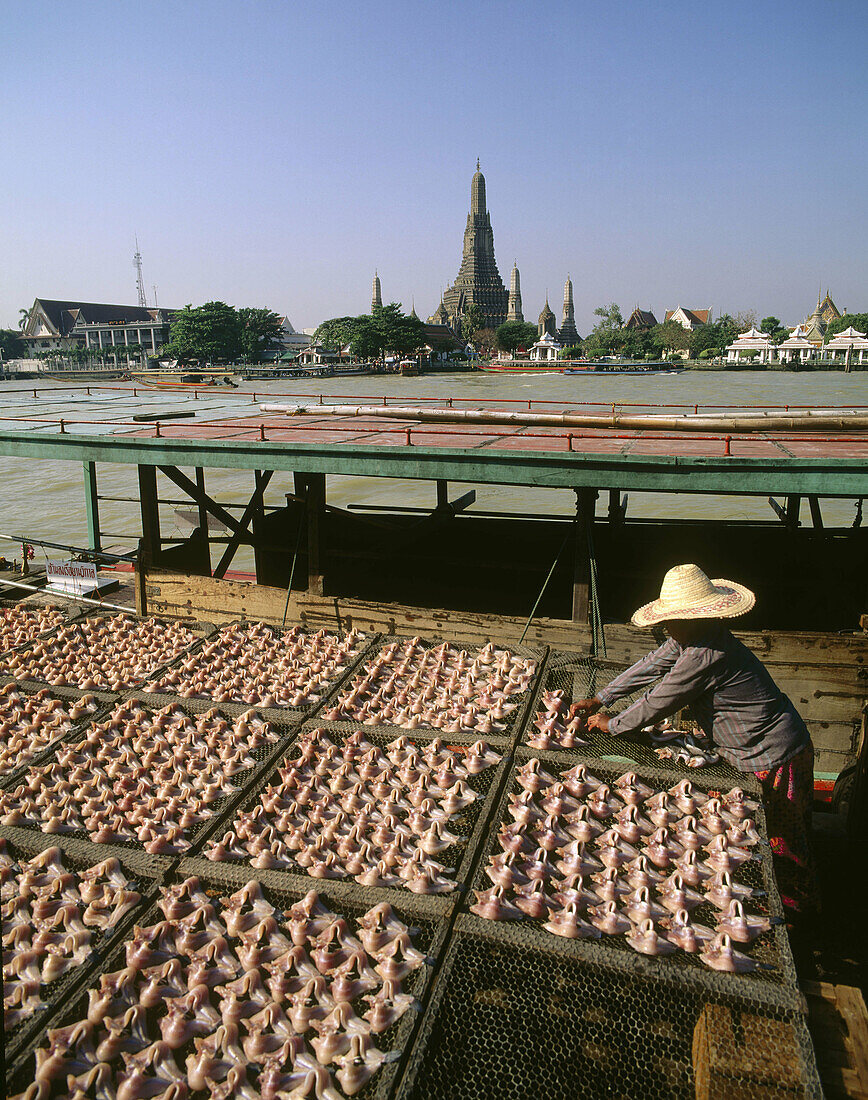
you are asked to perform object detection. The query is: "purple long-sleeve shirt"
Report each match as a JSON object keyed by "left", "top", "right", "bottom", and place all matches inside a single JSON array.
[{"left": 596, "top": 626, "right": 810, "bottom": 773}]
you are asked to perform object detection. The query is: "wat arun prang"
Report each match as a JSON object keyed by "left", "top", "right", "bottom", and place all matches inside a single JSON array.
[{"left": 436, "top": 162, "right": 509, "bottom": 332}]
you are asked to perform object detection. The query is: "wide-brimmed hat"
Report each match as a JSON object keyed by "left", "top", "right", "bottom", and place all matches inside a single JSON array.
[{"left": 631, "top": 564, "right": 755, "bottom": 628}]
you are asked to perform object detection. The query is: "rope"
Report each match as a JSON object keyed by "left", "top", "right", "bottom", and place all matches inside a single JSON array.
[{"left": 519, "top": 522, "right": 575, "bottom": 645}]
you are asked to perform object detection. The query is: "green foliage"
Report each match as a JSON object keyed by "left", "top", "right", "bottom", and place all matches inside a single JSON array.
[
  {"left": 0, "top": 329, "right": 26, "bottom": 359},
  {"left": 239, "top": 307, "right": 283, "bottom": 362},
  {"left": 336, "top": 303, "right": 426, "bottom": 359},
  {"left": 760, "top": 316, "right": 789, "bottom": 343},
  {"left": 314, "top": 316, "right": 361, "bottom": 350},
  {"left": 161, "top": 302, "right": 243, "bottom": 363},
  {"left": 582, "top": 303, "right": 627, "bottom": 359},
  {"left": 559, "top": 345, "right": 584, "bottom": 359},
  {"left": 18, "top": 308, "right": 30, "bottom": 331},
  {"left": 592, "top": 302, "right": 623, "bottom": 332},
  {"left": 496, "top": 320, "right": 537, "bottom": 353},
  {"left": 649, "top": 320, "right": 691, "bottom": 355},
  {"left": 825, "top": 312, "right": 868, "bottom": 340},
  {"left": 460, "top": 303, "right": 485, "bottom": 343},
  {"left": 698, "top": 347, "right": 719, "bottom": 359}
]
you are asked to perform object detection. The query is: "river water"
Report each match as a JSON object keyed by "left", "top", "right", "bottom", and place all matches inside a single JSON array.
[{"left": 0, "top": 371, "right": 864, "bottom": 570}]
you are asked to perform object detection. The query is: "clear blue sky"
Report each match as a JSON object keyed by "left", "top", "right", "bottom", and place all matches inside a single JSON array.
[{"left": 3, "top": 0, "right": 866, "bottom": 334}]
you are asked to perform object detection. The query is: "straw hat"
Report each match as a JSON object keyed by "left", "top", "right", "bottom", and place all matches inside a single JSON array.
[{"left": 631, "top": 564, "right": 755, "bottom": 628}]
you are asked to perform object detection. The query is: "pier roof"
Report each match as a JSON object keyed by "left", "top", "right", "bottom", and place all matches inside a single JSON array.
[{"left": 0, "top": 384, "right": 866, "bottom": 497}]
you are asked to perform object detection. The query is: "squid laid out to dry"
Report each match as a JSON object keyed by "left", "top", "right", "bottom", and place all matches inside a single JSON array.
[
  {"left": 527, "top": 690, "right": 591, "bottom": 749},
  {"left": 1, "top": 841, "right": 141, "bottom": 1030},
  {"left": 0, "top": 615, "right": 197, "bottom": 691},
  {"left": 0, "top": 701, "right": 279, "bottom": 852},
  {"left": 530, "top": 692, "right": 722, "bottom": 769},
  {"left": 0, "top": 685, "right": 100, "bottom": 778},
  {"left": 0, "top": 605, "right": 65, "bottom": 652},
  {"left": 471, "top": 760, "right": 780, "bottom": 974},
  {"left": 145, "top": 622, "right": 366, "bottom": 708},
  {"left": 204, "top": 727, "right": 501, "bottom": 894},
  {"left": 324, "top": 638, "right": 537, "bottom": 734},
  {"left": 12, "top": 879, "right": 424, "bottom": 1100}
]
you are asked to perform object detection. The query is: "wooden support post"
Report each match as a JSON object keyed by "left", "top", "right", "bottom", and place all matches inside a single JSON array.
[
  {"left": 572, "top": 488, "right": 596, "bottom": 623},
  {"left": 137, "top": 465, "right": 161, "bottom": 560},
  {"left": 306, "top": 473, "right": 325, "bottom": 596},
  {"left": 808, "top": 495, "right": 824, "bottom": 530},
  {"left": 83, "top": 461, "right": 101, "bottom": 552},
  {"left": 194, "top": 467, "right": 211, "bottom": 575},
  {"left": 785, "top": 495, "right": 802, "bottom": 529},
  {"left": 436, "top": 479, "right": 448, "bottom": 509}
]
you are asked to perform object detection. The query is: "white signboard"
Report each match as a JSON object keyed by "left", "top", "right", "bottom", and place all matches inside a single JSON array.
[{"left": 46, "top": 560, "right": 99, "bottom": 596}]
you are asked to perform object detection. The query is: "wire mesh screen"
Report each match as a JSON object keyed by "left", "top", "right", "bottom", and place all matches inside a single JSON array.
[
  {"left": 1, "top": 826, "right": 163, "bottom": 1062},
  {"left": 0, "top": 612, "right": 210, "bottom": 692},
  {"left": 140, "top": 619, "right": 373, "bottom": 711},
  {"left": 525, "top": 650, "right": 751, "bottom": 785},
  {"left": 321, "top": 634, "right": 544, "bottom": 742},
  {"left": 397, "top": 929, "right": 822, "bottom": 1100},
  {"left": 0, "top": 698, "right": 294, "bottom": 855},
  {"left": 464, "top": 748, "right": 796, "bottom": 1001},
  {"left": 190, "top": 720, "right": 510, "bottom": 901},
  {"left": 6, "top": 867, "right": 452, "bottom": 1100}
]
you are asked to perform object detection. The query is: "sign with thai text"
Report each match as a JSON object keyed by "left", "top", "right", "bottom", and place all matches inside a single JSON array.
[{"left": 46, "top": 560, "right": 98, "bottom": 595}]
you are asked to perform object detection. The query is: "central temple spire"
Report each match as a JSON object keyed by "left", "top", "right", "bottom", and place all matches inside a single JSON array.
[
  {"left": 435, "top": 163, "right": 508, "bottom": 332},
  {"left": 471, "top": 161, "right": 486, "bottom": 216}
]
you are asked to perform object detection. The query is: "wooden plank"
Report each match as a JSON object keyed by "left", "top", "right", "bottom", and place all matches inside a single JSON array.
[
  {"left": 692, "top": 1003, "right": 808, "bottom": 1098},
  {"left": 836, "top": 985, "right": 868, "bottom": 1090},
  {"left": 571, "top": 489, "right": 594, "bottom": 623}
]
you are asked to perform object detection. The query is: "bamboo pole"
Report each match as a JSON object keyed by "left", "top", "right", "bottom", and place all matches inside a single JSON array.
[{"left": 259, "top": 403, "right": 868, "bottom": 434}]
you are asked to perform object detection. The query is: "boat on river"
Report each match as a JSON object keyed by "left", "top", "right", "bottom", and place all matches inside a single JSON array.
[{"left": 126, "top": 368, "right": 238, "bottom": 389}]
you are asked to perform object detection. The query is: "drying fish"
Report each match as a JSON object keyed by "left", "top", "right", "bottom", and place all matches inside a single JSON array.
[
  {"left": 588, "top": 901, "right": 632, "bottom": 936},
  {"left": 543, "top": 901, "right": 600, "bottom": 939},
  {"left": 10, "top": 880, "right": 414, "bottom": 1100},
  {"left": 470, "top": 885, "right": 523, "bottom": 920}
]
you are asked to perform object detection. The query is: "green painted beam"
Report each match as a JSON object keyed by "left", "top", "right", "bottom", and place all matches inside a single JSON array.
[
  {"left": 0, "top": 430, "right": 866, "bottom": 497},
  {"left": 82, "top": 460, "right": 101, "bottom": 552}
]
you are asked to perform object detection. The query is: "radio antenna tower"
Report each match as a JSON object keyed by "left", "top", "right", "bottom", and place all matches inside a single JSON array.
[{"left": 133, "top": 237, "right": 147, "bottom": 307}]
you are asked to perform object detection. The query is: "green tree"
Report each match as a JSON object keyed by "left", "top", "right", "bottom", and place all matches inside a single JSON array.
[
  {"left": 760, "top": 316, "right": 789, "bottom": 343},
  {"left": 460, "top": 303, "right": 485, "bottom": 343},
  {"left": 0, "top": 329, "right": 26, "bottom": 359},
  {"left": 649, "top": 320, "right": 691, "bottom": 356},
  {"left": 374, "top": 303, "right": 425, "bottom": 356},
  {"left": 348, "top": 315, "right": 381, "bottom": 359},
  {"left": 496, "top": 320, "right": 537, "bottom": 353},
  {"left": 161, "top": 302, "right": 243, "bottom": 363},
  {"left": 582, "top": 302, "right": 625, "bottom": 358},
  {"left": 239, "top": 307, "right": 283, "bottom": 362},
  {"left": 825, "top": 312, "right": 868, "bottom": 339},
  {"left": 313, "top": 316, "right": 361, "bottom": 350},
  {"left": 620, "top": 328, "right": 651, "bottom": 360}
]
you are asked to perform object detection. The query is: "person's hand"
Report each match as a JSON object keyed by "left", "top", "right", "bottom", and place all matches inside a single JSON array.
[
  {"left": 572, "top": 696, "right": 602, "bottom": 715},
  {"left": 587, "top": 712, "right": 610, "bottom": 733}
]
